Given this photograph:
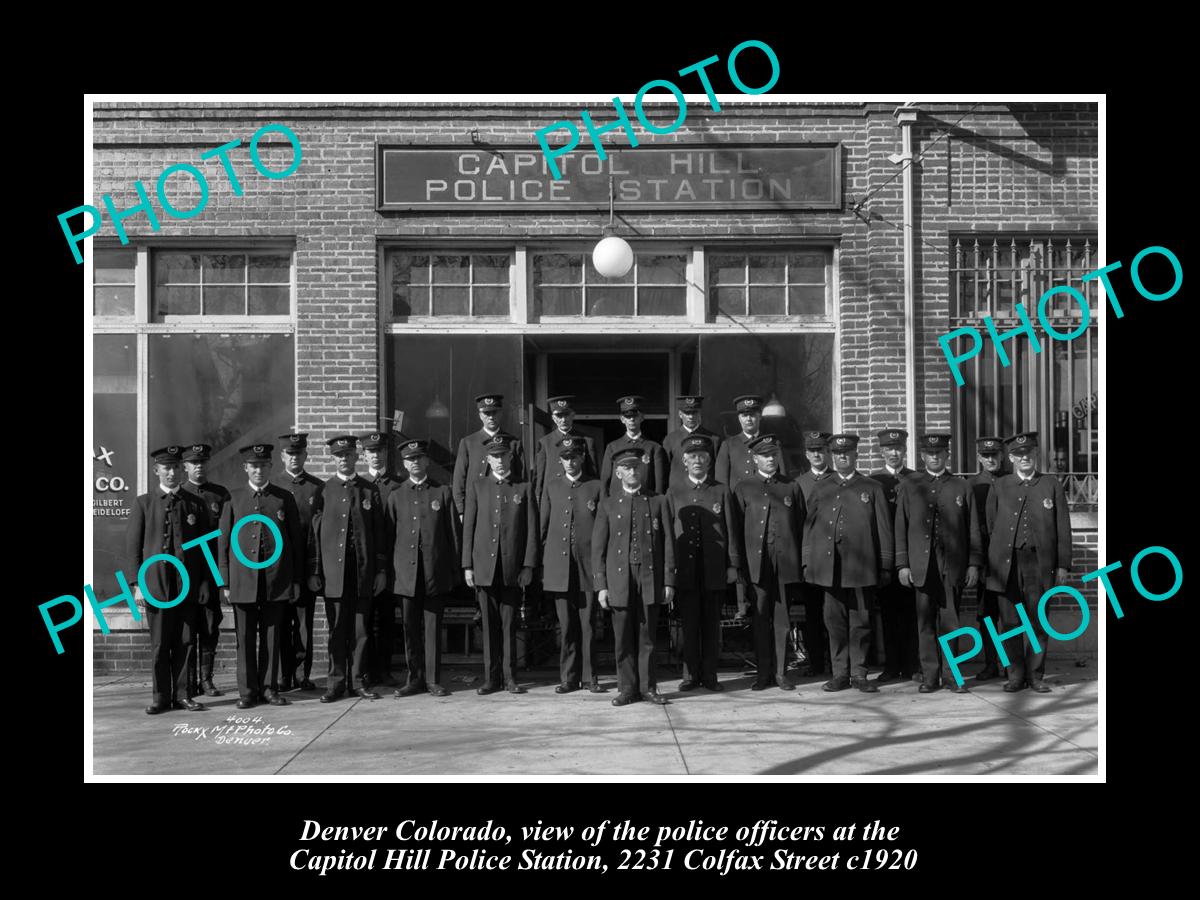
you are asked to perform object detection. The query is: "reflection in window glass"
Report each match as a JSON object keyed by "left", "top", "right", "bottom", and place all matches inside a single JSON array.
[
  {"left": 94, "top": 249, "right": 136, "bottom": 317},
  {"left": 153, "top": 251, "right": 291, "bottom": 317},
  {"left": 93, "top": 334, "right": 138, "bottom": 602},
  {"left": 386, "top": 251, "right": 511, "bottom": 318},
  {"left": 708, "top": 250, "right": 831, "bottom": 317},
  {"left": 533, "top": 251, "right": 686, "bottom": 317}
]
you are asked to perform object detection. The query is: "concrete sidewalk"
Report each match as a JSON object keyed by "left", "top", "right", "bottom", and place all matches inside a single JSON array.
[{"left": 92, "top": 661, "right": 1097, "bottom": 777}]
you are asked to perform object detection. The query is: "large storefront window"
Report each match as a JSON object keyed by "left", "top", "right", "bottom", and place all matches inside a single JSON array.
[
  {"left": 533, "top": 251, "right": 687, "bottom": 317},
  {"left": 92, "top": 334, "right": 138, "bottom": 599},
  {"left": 387, "top": 251, "right": 512, "bottom": 319}
]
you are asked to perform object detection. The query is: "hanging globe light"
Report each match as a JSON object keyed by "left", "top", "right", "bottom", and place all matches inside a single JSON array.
[{"left": 592, "top": 173, "right": 634, "bottom": 278}]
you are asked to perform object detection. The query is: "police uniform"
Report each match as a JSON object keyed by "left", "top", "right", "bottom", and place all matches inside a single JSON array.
[
  {"left": 217, "top": 444, "right": 305, "bottom": 707},
  {"left": 272, "top": 432, "right": 324, "bottom": 690},
  {"left": 793, "top": 430, "right": 834, "bottom": 675},
  {"left": 666, "top": 435, "right": 741, "bottom": 691},
  {"left": 452, "top": 393, "right": 527, "bottom": 516},
  {"left": 539, "top": 436, "right": 605, "bottom": 693},
  {"left": 803, "top": 434, "right": 893, "bottom": 692},
  {"left": 872, "top": 427, "right": 919, "bottom": 681},
  {"left": 180, "top": 443, "right": 230, "bottom": 697},
  {"left": 313, "top": 435, "right": 388, "bottom": 702},
  {"left": 534, "top": 395, "right": 598, "bottom": 504},
  {"left": 732, "top": 435, "right": 805, "bottom": 690},
  {"left": 463, "top": 436, "right": 539, "bottom": 693},
  {"left": 985, "top": 432, "right": 1072, "bottom": 692},
  {"left": 895, "top": 434, "right": 982, "bottom": 692},
  {"left": 387, "top": 440, "right": 461, "bottom": 697},
  {"left": 968, "top": 436, "right": 1008, "bottom": 681},
  {"left": 361, "top": 430, "right": 403, "bottom": 686},
  {"left": 126, "top": 446, "right": 209, "bottom": 714},
  {"left": 599, "top": 395, "right": 667, "bottom": 497},
  {"left": 592, "top": 447, "right": 676, "bottom": 705},
  {"left": 662, "top": 395, "right": 723, "bottom": 491},
  {"left": 715, "top": 395, "right": 788, "bottom": 489}
]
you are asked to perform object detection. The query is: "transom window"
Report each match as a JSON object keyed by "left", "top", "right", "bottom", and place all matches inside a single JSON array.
[
  {"left": 533, "top": 252, "right": 687, "bottom": 317},
  {"left": 154, "top": 252, "right": 291, "bottom": 317},
  {"left": 95, "top": 249, "right": 137, "bottom": 317},
  {"left": 388, "top": 252, "right": 511, "bottom": 318},
  {"left": 709, "top": 250, "right": 830, "bottom": 317}
]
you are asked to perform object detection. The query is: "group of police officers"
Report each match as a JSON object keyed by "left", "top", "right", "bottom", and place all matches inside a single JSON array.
[{"left": 127, "top": 391, "right": 1073, "bottom": 714}]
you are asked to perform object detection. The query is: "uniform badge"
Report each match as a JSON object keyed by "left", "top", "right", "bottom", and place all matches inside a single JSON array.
[
  {"left": 587, "top": 499, "right": 596, "bottom": 512},
  {"left": 514, "top": 492, "right": 524, "bottom": 504},
  {"left": 363, "top": 498, "right": 372, "bottom": 510},
  {"left": 712, "top": 502, "right": 722, "bottom": 514},
  {"left": 641, "top": 453, "right": 650, "bottom": 465},
  {"left": 861, "top": 492, "right": 871, "bottom": 503},
  {"left": 955, "top": 494, "right": 964, "bottom": 507},
  {"left": 276, "top": 509, "right": 286, "bottom": 521},
  {"left": 1043, "top": 497, "right": 1054, "bottom": 509},
  {"left": 210, "top": 502, "right": 220, "bottom": 514},
  {"left": 186, "top": 513, "right": 196, "bottom": 525},
  {"left": 431, "top": 498, "right": 441, "bottom": 511},
  {"left": 652, "top": 518, "right": 659, "bottom": 531},
  {"left": 783, "top": 496, "right": 792, "bottom": 507},
  {"left": 307, "top": 496, "right": 314, "bottom": 505}
]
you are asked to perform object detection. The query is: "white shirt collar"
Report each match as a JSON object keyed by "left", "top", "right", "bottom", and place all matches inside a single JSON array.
[
  {"left": 810, "top": 465, "right": 828, "bottom": 476},
  {"left": 626, "top": 431, "right": 642, "bottom": 440},
  {"left": 1018, "top": 471, "right": 1037, "bottom": 482},
  {"left": 159, "top": 484, "right": 180, "bottom": 496},
  {"left": 743, "top": 431, "right": 759, "bottom": 441},
  {"left": 564, "top": 472, "right": 582, "bottom": 484},
  {"left": 926, "top": 469, "right": 946, "bottom": 479},
  {"left": 757, "top": 469, "right": 774, "bottom": 481},
  {"left": 683, "top": 424, "right": 698, "bottom": 434},
  {"left": 368, "top": 467, "right": 386, "bottom": 478},
  {"left": 248, "top": 481, "right": 267, "bottom": 493},
  {"left": 335, "top": 472, "right": 355, "bottom": 482},
  {"left": 621, "top": 484, "right": 641, "bottom": 495},
  {"left": 688, "top": 475, "right": 707, "bottom": 487},
  {"left": 885, "top": 463, "right": 903, "bottom": 476},
  {"left": 492, "top": 471, "right": 510, "bottom": 483},
  {"left": 482, "top": 427, "right": 499, "bottom": 437},
  {"left": 408, "top": 476, "right": 428, "bottom": 486}
]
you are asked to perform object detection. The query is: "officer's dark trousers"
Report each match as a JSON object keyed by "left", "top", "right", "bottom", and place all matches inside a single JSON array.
[
  {"left": 324, "top": 546, "right": 372, "bottom": 694},
  {"left": 823, "top": 551, "right": 875, "bottom": 680},
  {"left": 750, "top": 554, "right": 791, "bottom": 684},
  {"left": 370, "top": 592, "right": 398, "bottom": 681},
  {"left": 478, "top": 568, "right": 520, "bottom": 688},
  {"left": 999, "top": 547, "right": 1050, "bottom": 685},
  {"left": 879, "top": 577, "right": 918, "bottom": 674},
  {"left": 678, "top": 581, "right": 723, "bottom": 685},
  {"left": 914, "top": 551, "right": 963, "bottom": 687},
  {"left": 977, "top": 588, "right": 1003, "bottom": 673},
  {"left": 401, "top": 556, "right": 446, "bottom": 687},
  {"left": 235, "top": 594, "right": 284, "bottom": 699},
  {"left": 610, "top": 566, "right": 659, "bottom": 698},
  {"left": 553, "top": 564, "right": 597, "bottom": 686},
  {"left": 799, "top": 583, "right": 829, "bottom": 673},
  {"left": 282, "top": 587, "right": 316, "bottom": 681},
  {"left": 147, "top": 598, "right": 196, "bottom": 706},
  {"left": 194, "top": 597, "right": 222, "bottom": 682}
]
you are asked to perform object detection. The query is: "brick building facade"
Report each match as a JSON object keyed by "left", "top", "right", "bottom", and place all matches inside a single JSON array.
[{"left": 90, "top": 100, "right": 1099, "bottom": 675}]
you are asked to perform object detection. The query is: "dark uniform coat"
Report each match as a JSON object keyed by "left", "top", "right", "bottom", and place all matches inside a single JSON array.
[
  {"left": 985, "top": 473, "right": 1072, "bottom": 593},
  {"left": 871, "top": 466, "right": 915, "bottom": 520},
  {"left": 895, "top": 472, "right": 983, "bottom": 587},
  {"left": 534, "top": 430, "right": 597, "bottom": 501},
  {"left": 591, "top": 489, "right": 676, "bottom": 607},
  {"left": 462, "top": 476, "right": 539, "bottom": 586},
  {"left": 663, "top": 426, "right": 723, "bottom": 490},
  {"left": 126, "top": 488, "right": 210, "bottom": 605},
  {"left": 217, "top": 484, "right": 305, "bottom": 603},
  {"left": 794, "top": 468, "right": 834, "bottom": 507},
  {"left": 732, "top": 474, "right": 806, "bottom": 585},
  {"left": 968, "top": 469, "right": 1001, "bottom": 570},
  {"left": 803, "top": 472, "right": 894, "bottom": 588},
  {"left": 385, "top": 478, "right": 461, "bottom": 597},
  {"left": 180, "top": 480, "right": 230, "bottom": 605},
  {"left": 716, "top": 432, "right": 788, "bottom": 489},
  {"left": 666, "top": 478, "right": 741, "bottom": 590},
  {"left": 453, "top": 429, "right": 528, "bottom": 515},
  {"left": 599, "top": 434, "right": 667, "bottom": 496},
  {"left": 364, "top": 471, "right": 403, "bottom": 590},
  {"left": 313, "top": 475, "right": 387, "bottom": 598},
  {"left": 272, "top": 471, "right": 323, "bottom": 550},
  {"left": 539, "top": 473, "right": 602, "bottom": 592}
]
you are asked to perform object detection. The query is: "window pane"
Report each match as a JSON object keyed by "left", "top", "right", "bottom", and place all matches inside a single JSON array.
[
  {"left": 534, "top": 253, "right": 581, "bottom": 284},
  {"left": 748, "top": 254, "right": 785, "bottom": 284},
  {"left": 473, "top": 286, "right": 509, "bottom": 317},
  {"left": 538, "top": 286, "right": 580, "bottom": 316},
  {"left": 432, "top": 285, "right": 469, "bottom": 316},
  {"left": 748, "top": 286, "right": 785, "bottom": 315},
  {"left": 788, "top": 285, "right": 826, "bottom": 315},
  {"left": 92, "top": 334, "right": 138, "bottom": 606},
  {"left": 205, "top": 254, "right": 246, "bottom": 283},
  {"left": 586, "top": 286, "right": 634, "bottom": 316},
  {"left": 715, "top": 286, "right": 745, "bottom": 317},
  {"left": 432, "top": 255, "right": 470, "bottom": 284},
  {"left": 249, "top": 285, "right": 290, "bottom": 315},
  {"left": 94, "top": 286, "right": 135, "bottom": 317},
  {"left": 95, "top": 249, "right": 136, "bottom": 284},
  {"left": 638, "top": 255, "right": 685, "bottom": 283},
  {"left": 787, "top": 252, "right": 826, "bottom": 283},
  {"left": 709, "top": 255, "right": 745, "bottom": 285},
  {"left": 638, "top": 286, "right": 686, "bottom": 316},
  {"left": 249, "top": 255, "right": 290, "bottom": 283},
  {"left": 394, "top": 285, "right": 429, "bottom": 317},
  {"left": 586, "top": 254, "right": 633, "bottom": 285},
  {"left": 393, "top": 253, "right": 429, "bottom": 284},
  {"left": 473, "top": 255, "right": 510, "bottom": 284},
  {"left": 156, "top": 253, "right": 200, "bottom": 284},
  {"left": 158, "top": 285, "right": 200, "bottom": 315},
  {"left": 204, "top": 285, "right": 245, "bottom": 315}
]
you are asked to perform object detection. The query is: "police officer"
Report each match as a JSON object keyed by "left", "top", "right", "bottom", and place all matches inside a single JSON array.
[
  {"left": 794, "top": 431, "right": 834, "bottom": 676},
  {"left": 463, "top": 435, "right": 538, "bottom": 695},
  {"left": 733, "top": 435, "right": 805, "bottom": 691},
  {"left": 804, "top": 434, "right": 893, "bottom": 693},
  {"left": 534, "top": 396, "right": 597, "bottom": 503},
  {"left": 593, "top": 447, "right": 676, "bottom": 706},
  {"left": 872, "top": 427, "right": 918, "bottom": 683},
  {"left": 895, "top": 434, "right": 982, "bottom": 693},
  {"left": 387, "top": 439, "right": 461, "bottom": 699},
  {"left": 663, "top": 395, "right": 723, "bottom": 490},
  {"left": 540, "top": 436, "right": 605, "bottom": 694},
  {"left": 667, "top": 435, "right": 740, "bottom": 692},
  {"left": 361, "top": 430, "right": 402, "bottom": 687},
  {"left": 986, "top": 432, "right": 1072, "bottom": 694},
  {"left": 453, "top": 393, "right": 527, "bottom": 517},
  {"left": 313, "top": 435, "right": 388, "bottom": 703},
  {"left": 969, "top": 436, "right": 1008, "bottom": 682},
  {"left": 273, "top": 432, "right": 323, "bottom": 691},
  {"left": 599, "top": 396, "right": 667, "bottom": 497},
  {"left": 127, "top": 445, "right": 209, "bottom": 715},
  {"left": 217, "top": 444, "right": 305, "bottom": 709},
  {"left": 180, "top": 443, "right": 230, "bottom": 697}
]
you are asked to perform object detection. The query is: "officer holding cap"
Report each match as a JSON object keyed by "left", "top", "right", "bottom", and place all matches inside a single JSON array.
[
  {"left": 534, "top": 396, "right": 597, "bottom": 503},
  {"left": 387, "top": 439, "right": 460, "bottom": 699},
  {"left": 273, "top": 432, "right": 323, "bottom": 691},
  {"left": 361, "top": 429, "right": 402, "bottom": 687},
  {"left": 453, "top": 393, "right": 527, "bottom": 516},
  {"left": 872, "top": 427, "right": 919, "bottom": 683},
  {"left": 600, "top": 395, "right": 667, "bottom": 497},
  {"left": 180, "top": 442, "right": 230, "bottom": 697},
  {"left": 663, "top": 395, "right": 723, "bottom": 491},
  {"left": 969, "top": 436, "right": 1008, "bottom": 682},
  {"left": 794, "top": 431, "right": 834, "bottom": 676},
  {"left": 217, "top": 443, "right": 305, "bottom": 708},
  {"left": 127, "top": 445, "right": 209, "bottom": 715}
]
